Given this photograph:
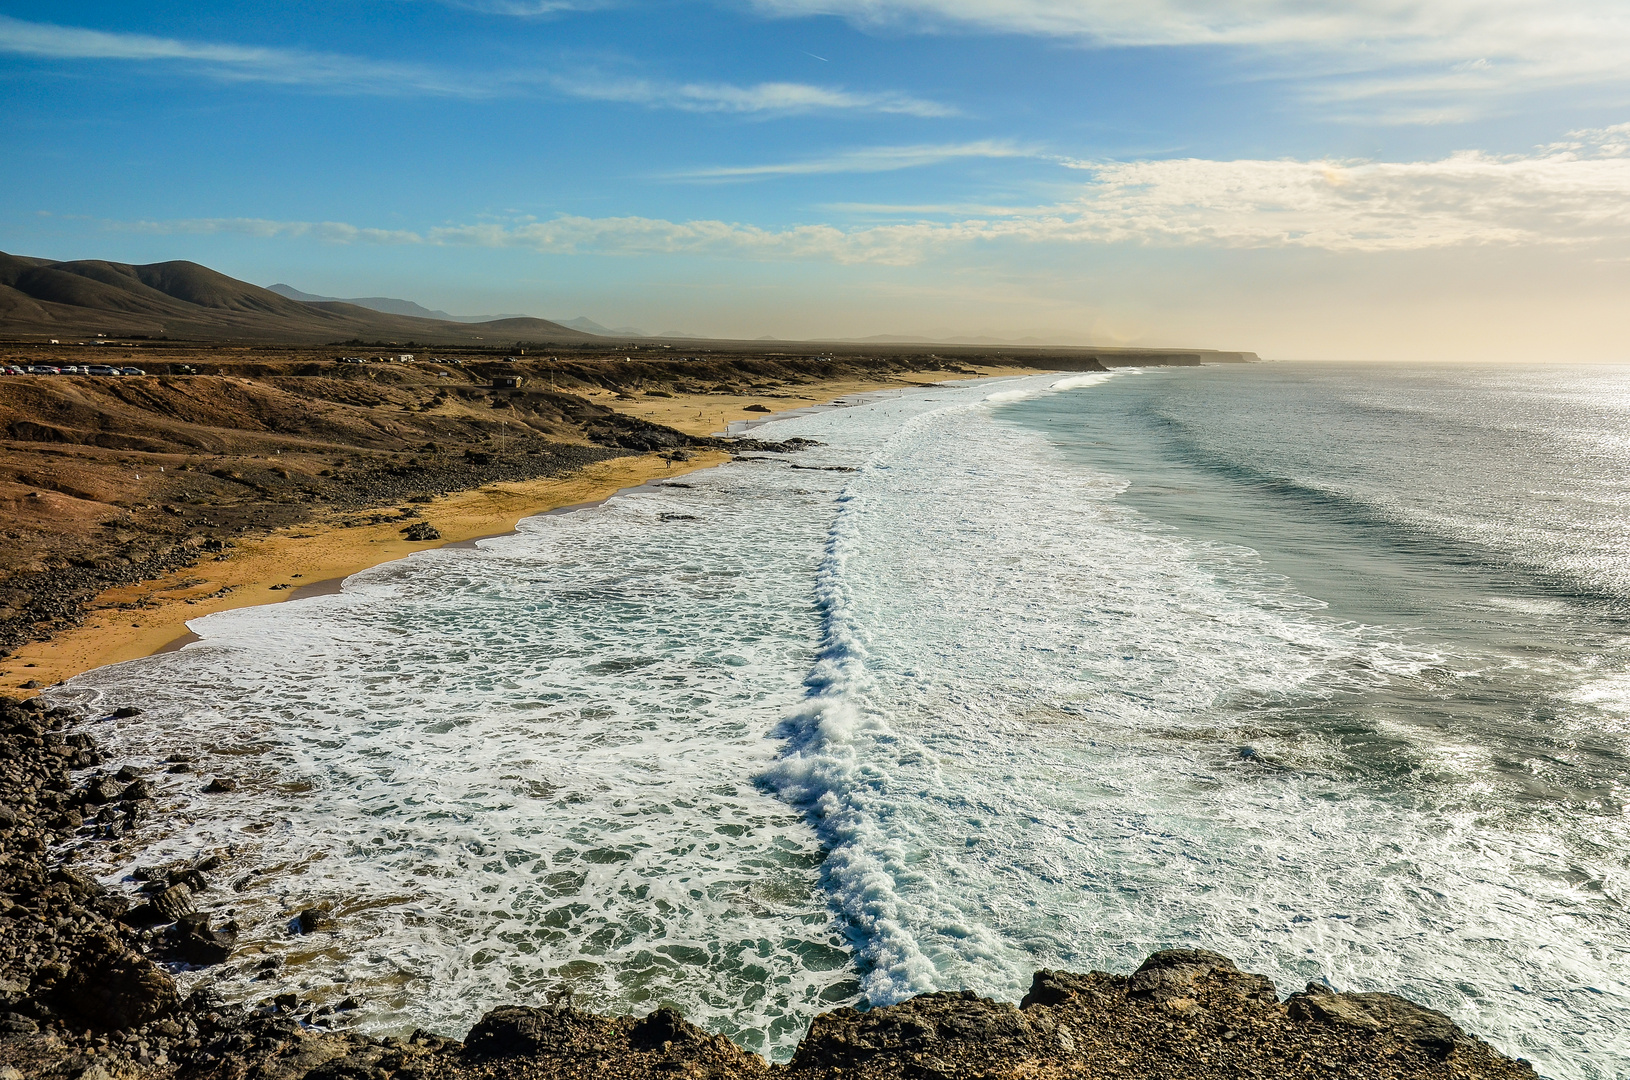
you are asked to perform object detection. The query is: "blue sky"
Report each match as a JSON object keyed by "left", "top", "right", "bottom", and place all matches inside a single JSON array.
[{"left": 3, "top": 1, "right": 1629, "bottom": 358}]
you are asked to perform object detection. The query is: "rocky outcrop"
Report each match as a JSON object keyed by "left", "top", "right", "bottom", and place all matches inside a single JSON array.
[{"left": 775, "top": 951, "right": 1532, "bottom": 1080}]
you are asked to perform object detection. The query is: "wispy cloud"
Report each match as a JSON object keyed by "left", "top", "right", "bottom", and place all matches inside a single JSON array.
[
  {"left": 748, "top": 0, "right": 1630, "bottom": 115},
  {"left": 670, "top": 140, "right": 1026, "bottom": 179},
  {"left": 434, "top": 0, "right": 610, "bottom": 14},
  {"left": 0, "top": 14, "right": 951, "bottom": 116},
  {"left": 0, "top": 13, "right": 482, "bottom": 96},
  {"left": 124, "top": 218, "right": 428, "bottom": 245},
  {"left": 118, "top": 126, "right": 1630, "bottom": 265},
  {"left": 549, "top": 74, "right": 954, "bottom": 116}
]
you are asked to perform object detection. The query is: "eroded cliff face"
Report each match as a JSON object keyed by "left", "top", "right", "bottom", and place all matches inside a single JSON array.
[{"left": 0, "top": 692, "right": 1540, "bottom": 1080}]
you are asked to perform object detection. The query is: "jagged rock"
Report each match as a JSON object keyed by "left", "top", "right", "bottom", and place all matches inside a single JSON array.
[
  {"left": 50, "top": 933, "right": 179, "bottom": 1029},
  {"left": 1128, "top": 947, "right": 1278, "bottom": 1005},
  {"left": 123, "top": 882, "right": 193, "bottom": 926},
  {"left": 1288, "top": 989, "right": 1464, "bottom": 1056},
  {"left": 461, "top": 1003, "right": 764, "bottom": 1075},
  {"left": 109, "top": 707, "right": 142, "bottom": 719},
  {"left": 80, "top": 776, "right": 125, "bottom": 805},
  {"left": 790, "top": 991, "right": 1047, "bottom": 1074},
  {"left": 402, "top": 522, "right": 442, "bottom": 541},
  {"left": 294, "top": 906, "right": 337, "bottom": 934},
  {"left": 168, "top": 912, "right": 238, "bottom": 965},
  {"left": 203, "top": 776, "right": 237, "bottom": 793},
  {"left": 463, "top": 1005, "right": 619, "bottom": 1059}
]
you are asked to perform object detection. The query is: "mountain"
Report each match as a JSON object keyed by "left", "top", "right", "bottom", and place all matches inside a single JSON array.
[
  {"left": 556, "top": 317, "right": 653, "bottom": 337},
  {"left": 0, "top": 252, "right": 597, "bottom": 344},
  {"left": 265, "top": 284, "right": 531, "bottom": 324}
]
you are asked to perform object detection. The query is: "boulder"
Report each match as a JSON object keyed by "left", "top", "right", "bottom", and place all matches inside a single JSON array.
[
  {"left": 1128, "top": 948, "right": 1278, "bottom": 1004},
  {"left": 51, "top": 933, "right": 179, "bottom": 1030},
  {"left": 463, "top": 1005, "right": 621, "bottom": 1059},
  {"left": 1288, "top": 988, "right": 1464, "bottom": 1057},
  {"left": 123, "top": 883, "right": 193, "bottom": 926},
  {"left": 168, "top": 913, "right": 238, "bottom": 965},
  {"left": 294, "top": 906, "right": 337, "bottom": 934}
]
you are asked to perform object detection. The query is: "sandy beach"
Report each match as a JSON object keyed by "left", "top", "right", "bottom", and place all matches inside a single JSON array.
[{"left": 1, "top": 366, "right": 1039, "bottom": 693}]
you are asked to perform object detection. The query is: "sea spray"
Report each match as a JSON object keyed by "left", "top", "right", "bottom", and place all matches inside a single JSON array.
[{"left": 761, "top": 476, "right": 944, "bottom": 1005}]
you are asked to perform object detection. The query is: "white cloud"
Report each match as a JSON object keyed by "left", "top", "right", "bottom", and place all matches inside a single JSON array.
[
  {"left": 670, "top": 140, "right": 1028, "bottom": 179},
  {"left": 125, "top": 218, "right": 428, "bottom": 245},
  {"left": 549, "top": 74, "right": 955, "bottom": 116},
  {"left": 437, "top": 0, "right": 609, "bottom": 13},
  {"left": 118, "top": 126, "right": 1630, "bottom": 265},
  {"left": 0, "top": 13, "right": 482, "bottom": 96},
  {"left": 748, "top": 0, "right": 1630, "bottom": 110},
  {"left": 0, "top": 14, "right": 950, "bottom": 115}
]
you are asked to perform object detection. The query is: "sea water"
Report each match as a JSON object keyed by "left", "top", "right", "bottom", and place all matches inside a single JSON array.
[{"left": 61, "top": 363, "right": 1630, "bottom": 1078}]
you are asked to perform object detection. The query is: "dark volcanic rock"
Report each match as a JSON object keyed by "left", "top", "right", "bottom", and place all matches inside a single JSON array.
[
  {"left": 463, "top": 1005, "right": 618, "bottom": 1059},
  {"left": 460, "top": 1003, "right": 766, "bottom": 1077},
  {"left": 1288, "top": 987, "right": 1465, "bottom": 1056},
  {"left": 294, "top": 906, "right": 337, "bottom": 934},
  {"left": 50, "top": 933, "right": 179, "bottom": 1030},
  {"left": 402, "top": 521, "right": 442, "bottom": 541},
  {"left": 164, "top": 913, "right": 239, "bottom": 966},
  {"left": 1128, "top": 947, "right": 1279, "bottom": 1004},
  {"left": 779, "top": 959, "right": 1536, "bottom": 1080}
]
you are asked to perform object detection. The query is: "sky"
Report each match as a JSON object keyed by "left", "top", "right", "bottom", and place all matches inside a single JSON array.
[{"left": 2, "top": 1, "right": 1629, "bottom": 358}]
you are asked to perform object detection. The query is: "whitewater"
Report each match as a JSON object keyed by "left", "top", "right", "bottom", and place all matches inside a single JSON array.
[{"left": 60, "top": 365, "right": 1630, "bottom": 1079}]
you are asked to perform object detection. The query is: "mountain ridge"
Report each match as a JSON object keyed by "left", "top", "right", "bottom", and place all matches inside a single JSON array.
[
  {"left": 0, "top": 252, "right": 597, "bottom": 344},
  {"left": 265, "top": 283, "right": 532, "bottom": 324}
]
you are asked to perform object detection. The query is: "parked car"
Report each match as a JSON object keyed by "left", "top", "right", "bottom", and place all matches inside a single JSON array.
[
  {"left": 1, "top": 365, "right": 23, "bottom": 375},
  {"left": 119, "top": 366, "right": 146, "bottom": 375},
  {"left": 87, "top": 365, "right": 120, "bottom": 376},
  {"left": 25, "top": 365, "right": 60, "bottom": 374}
]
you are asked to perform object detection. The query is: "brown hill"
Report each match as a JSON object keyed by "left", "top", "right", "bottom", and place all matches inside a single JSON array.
[{"left": 0, "top": 252, "right": 597, "bottom": 345}]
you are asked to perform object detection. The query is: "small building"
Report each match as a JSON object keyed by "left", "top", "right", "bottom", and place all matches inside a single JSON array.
[{"left": 492, "top": 375, "right": 524, "bottom": 389}]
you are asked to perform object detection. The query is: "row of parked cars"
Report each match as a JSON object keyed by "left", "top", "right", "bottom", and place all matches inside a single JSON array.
[{"left": 1, "top": 364, "right": 147, "bottom": 376}]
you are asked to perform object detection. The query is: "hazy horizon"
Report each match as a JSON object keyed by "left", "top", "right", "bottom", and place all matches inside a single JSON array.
[{"left": 4, "top": 2, "right": 1629, "bottom": 361}]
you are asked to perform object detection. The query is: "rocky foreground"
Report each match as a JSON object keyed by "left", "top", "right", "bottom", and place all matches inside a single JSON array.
[{"left": 0, "top": 692, "right": 1540, "bottom": 1079}]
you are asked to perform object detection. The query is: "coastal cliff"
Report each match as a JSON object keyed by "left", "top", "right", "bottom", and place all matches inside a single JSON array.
[{"left": 0, "top": 693, "right": 1537, "bottom": 1080}]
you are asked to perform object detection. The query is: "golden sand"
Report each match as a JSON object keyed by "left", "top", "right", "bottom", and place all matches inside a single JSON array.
[
  {"left": 2, "top": 367, "right": 1038, "bottom": 692},
  {"left": 576, "top": 366, "right": 1046, "bottom": 437}
]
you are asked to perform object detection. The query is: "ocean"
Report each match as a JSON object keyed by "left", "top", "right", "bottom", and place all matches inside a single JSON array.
[{"left": 62, "top": 362, "right": 1630, "bottom": 1078}]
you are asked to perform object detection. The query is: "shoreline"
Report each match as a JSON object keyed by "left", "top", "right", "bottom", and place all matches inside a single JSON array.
[{"left": 5, "top": 367, "right": 1039, "bottom": 692}]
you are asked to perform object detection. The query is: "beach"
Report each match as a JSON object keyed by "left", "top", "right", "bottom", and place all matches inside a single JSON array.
[{"left": 0, "top": 361, "right": 1043, "bottom": 693}]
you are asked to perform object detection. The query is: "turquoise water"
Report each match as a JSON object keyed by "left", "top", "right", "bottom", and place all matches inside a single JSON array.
[{"left": 63, "top": 364, "right": 1630, "bottom": 1077}]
